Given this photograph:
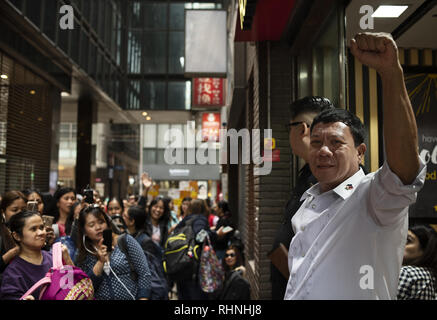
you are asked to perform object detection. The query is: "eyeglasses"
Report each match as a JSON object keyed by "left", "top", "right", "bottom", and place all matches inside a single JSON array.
[
  {"left": 225, "top": 253, "right": 236, "bottom": 258},
  {"left": 285, "top": 121, "right": 309, "bottom": 131}
]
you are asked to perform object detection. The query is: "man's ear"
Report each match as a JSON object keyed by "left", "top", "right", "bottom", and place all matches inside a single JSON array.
[
  {"left": 357, "top": 143, "right": 366, "bottom": 163},
  {"left": 301, "top": 122, "right": 311, "bottom": 137}
]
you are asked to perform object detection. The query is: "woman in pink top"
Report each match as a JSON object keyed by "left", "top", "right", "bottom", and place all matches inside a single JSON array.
[{"left": 52, "top": 188, "right": 76, "bottom": 238}]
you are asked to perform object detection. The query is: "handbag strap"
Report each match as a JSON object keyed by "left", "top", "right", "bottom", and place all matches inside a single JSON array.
[
  {"left": 19, "top": 273, "right": 52, "bottom": 300},
  {"left": 52, "top": 242, "right": 64, "bottom": 269}
]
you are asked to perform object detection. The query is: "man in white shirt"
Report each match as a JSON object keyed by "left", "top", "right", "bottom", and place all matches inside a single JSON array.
[{"left": 284, "top": 32, "right": 427, "bottom": 299}]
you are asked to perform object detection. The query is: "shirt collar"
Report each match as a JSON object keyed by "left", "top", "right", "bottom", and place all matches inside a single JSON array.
[{"left": 301, "top": 168, "right": 366, "bottom": 201}]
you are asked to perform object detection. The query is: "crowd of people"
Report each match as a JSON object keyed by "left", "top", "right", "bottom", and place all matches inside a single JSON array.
[{"left": 0, "top": 174, "right": 250, "bottom": 300}]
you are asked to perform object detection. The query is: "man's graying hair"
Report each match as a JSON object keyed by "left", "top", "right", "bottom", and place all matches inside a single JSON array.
[
  {"left": 289, "top": 96, "right": 334, "bottom": 119},
  {"left": 311, "top": 108, "right": 366, "bottom": 147}
]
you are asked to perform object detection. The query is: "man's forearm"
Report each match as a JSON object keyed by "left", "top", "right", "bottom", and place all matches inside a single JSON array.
[{"left": 382, "top": 65, "right": 420, "bottom": 185}]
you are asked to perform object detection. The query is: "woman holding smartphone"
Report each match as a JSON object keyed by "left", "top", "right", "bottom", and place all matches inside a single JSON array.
[
  {"left": 76, "top": 205, "right": 151, "bottom": 300},
  {"left": 22, "top": 189, "right": 56, "bottom": 248}
]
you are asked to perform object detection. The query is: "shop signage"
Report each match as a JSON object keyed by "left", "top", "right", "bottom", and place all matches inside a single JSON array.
[
  {"left": 263, "top": 149, "right": 280, "bottom": 162},
  {"left": 406, "top": 73, "right": 437, "bottom": 219},
  {"left": 202, "top": 113, "right": 221, "bottom": 142},
  {"left": 193, "top": 78, "right": 225, "bottom": 107},
  {"left": 185, "top": 10, "right": 227, "bottom": 76},
  {"left": 239, "top": 0, "right": 247, "bottom": 29},
  {"left": 169, "top": 169, "right": 190, "bottom": 177},
  {"left": 264, "top": 137, "right": 276, "bottom": 150}
]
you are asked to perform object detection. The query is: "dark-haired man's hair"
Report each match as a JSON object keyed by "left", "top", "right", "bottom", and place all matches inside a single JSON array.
[
  {"left": 311, "top": 108, "right": 366, "bottom": 146},
  {"left": 289, "top": 96, "right": 334, "bottom": 120},
  {"left": 127, "top": 205, "right": 147, "bottom": 231}
]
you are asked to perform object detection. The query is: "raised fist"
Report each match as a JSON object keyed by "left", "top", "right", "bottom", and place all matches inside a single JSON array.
[{"left": 350, "top": 32, "right": 401, "bottom": 76}]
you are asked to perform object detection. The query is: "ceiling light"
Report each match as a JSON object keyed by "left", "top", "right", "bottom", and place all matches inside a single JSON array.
[
  {"left": 372, "top": 5, "right": 408, "bottom": 18},
  {"left": 0, "top": 74, "right": 8, "bottom": 79},
  {"left": 146, "top": 116, "right": 151, "bottom": 121},
  {"left": 142, "top": 111, "right": 148, "bottom": 116},
  {"left": 29, "top": 90, "right": 36, "bottom": 95},
  {"left": 61, "top": 91, "right": 70, "bottom": 97}
]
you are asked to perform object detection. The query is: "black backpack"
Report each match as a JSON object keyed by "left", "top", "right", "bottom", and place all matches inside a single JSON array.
[
  {"left": 218, "top": 270, "right": 251, "bottom": 300},
  {"left": 118, "top": 233, "right": 169, "bottom": 300},
  {"left": 162, "top": 217, "right": 201, "bottom": 281}
]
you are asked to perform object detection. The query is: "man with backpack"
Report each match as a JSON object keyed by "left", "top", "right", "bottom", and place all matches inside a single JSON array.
[{"left": 165, "top": 199, "right": 210, "bottom": 300}]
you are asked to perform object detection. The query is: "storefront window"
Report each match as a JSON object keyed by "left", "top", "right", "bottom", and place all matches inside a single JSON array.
[
  {"left": 311, "top": 7, "right": 343, "bottom": 108},
  {"left": 296, "top": 6, "right": 345, "bottom": 108}
]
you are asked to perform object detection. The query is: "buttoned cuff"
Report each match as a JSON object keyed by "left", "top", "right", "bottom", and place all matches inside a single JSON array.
[
  {"left": 136, "top": 287, "right": 151, "bottom": 300},
  {"left": 379, "top": 157, "right": 426, "bottom": 196}
]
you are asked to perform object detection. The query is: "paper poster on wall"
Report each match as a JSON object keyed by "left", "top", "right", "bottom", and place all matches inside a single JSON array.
[
  {"left": 405, "top": 73, "right": 437, "bottom": 219},
  {"left": 198, "top": 181, "right": 208, "bottom": 199}
]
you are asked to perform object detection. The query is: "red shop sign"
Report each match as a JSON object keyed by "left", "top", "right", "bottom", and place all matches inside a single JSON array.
[
  {"left": 202, "top": 113, "right": 221, "bottom": 142},
  {"left": 193, "top": 78, "right": 225, "bottom": 107}
]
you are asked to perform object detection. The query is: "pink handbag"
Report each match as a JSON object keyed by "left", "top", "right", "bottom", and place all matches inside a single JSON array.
[{"left": 20, "top": 242, "right": 94, "bottom": 300}]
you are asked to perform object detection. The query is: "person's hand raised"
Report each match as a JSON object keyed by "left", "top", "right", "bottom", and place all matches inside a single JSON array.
[
  {"left": 350, "top": 32, "right": 401, "bottom": 77},
  {"left": 141, "top": 172, "right": 153, "bottom": 188}
]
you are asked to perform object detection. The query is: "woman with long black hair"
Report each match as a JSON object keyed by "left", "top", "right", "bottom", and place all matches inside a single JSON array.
[
  {"left": 145, "top": 198, "right": 170, "bottom": 248},
  {"left": 76, "top": 205, "right": 151, "bottom": 300},
  {"left": 398, "top": 224, "right": 437, "bottom": 299}
]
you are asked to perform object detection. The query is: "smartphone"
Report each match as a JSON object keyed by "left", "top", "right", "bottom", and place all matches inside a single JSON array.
[
  {"left": 83, "top": 187, "right": 94, "bottom": 204},
  {"left": 222, "top": 226, "right": 234, "bottom": 233},
  {"left": 102, "top": 229, "right": 113, "bottom": 252},
  {"left": 27, "top": 200, "right": 38, "bottom": 212},
  {"left": 42, "top": 215, "right": 54, "bottom": 228}
]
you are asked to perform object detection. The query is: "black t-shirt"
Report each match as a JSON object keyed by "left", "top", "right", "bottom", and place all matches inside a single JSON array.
[{"left": 272, "top": 164, "right": 316, "bottom": 250}]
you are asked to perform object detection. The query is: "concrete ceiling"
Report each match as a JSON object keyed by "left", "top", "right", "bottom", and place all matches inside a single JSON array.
[
  {"left": 61, "top": 75, "right": 195, "bottom": 125},
  {"left": 346, "top": 0, "right": 437, "bottom": 49}
]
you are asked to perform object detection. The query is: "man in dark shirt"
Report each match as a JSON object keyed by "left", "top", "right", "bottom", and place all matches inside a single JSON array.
[{"left": 270, "top": 96, "right": 334, "bottom": 300}]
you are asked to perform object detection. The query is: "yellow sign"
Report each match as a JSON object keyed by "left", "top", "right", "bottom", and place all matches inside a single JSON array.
[
  {"left": 149, "top": 184, "right": 160, "bottom": 197},
  {"left": 264, "top": 137, "right": 276, "bottom": 150},
  {"left": 239, "top": 0, "right": 247, "bottom": 30}
]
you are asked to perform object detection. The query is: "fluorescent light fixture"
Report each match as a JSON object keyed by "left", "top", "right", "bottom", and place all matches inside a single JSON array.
[
  {"left": 0, "top": 74, "right": 8, "bottom": 79},
  {"left": 372, "top": 5, "right": 408, "bottom": 18}
]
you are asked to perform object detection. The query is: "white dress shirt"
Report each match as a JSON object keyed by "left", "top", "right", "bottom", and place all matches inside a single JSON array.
[{"left": 284, "top": 158, "right": 426, "bottom": 300}]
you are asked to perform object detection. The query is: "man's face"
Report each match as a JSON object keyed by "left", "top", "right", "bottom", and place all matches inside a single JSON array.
[
  {"left": 288, "top": 112, "right": 315, "bottom": 160},
  {"left": 309, "top": 121, "right": 365, "bottom": 193}
]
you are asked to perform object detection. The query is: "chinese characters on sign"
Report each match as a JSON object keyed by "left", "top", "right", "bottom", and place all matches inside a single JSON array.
[
  {"left": 202, "top": 113, "right": 221, "bottom": 142},
  {"left": 193, "top": 78, "right": 225, "bottom": 107}
]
